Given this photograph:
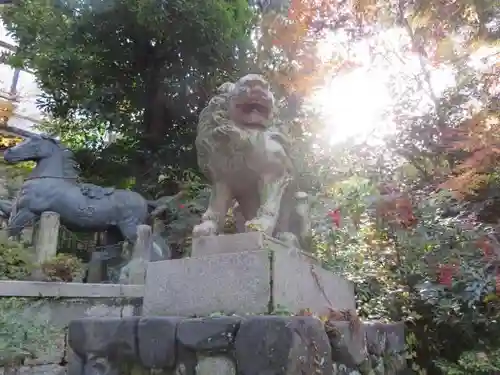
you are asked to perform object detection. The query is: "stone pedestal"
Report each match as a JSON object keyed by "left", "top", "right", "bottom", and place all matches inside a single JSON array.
[
  {"left": 65, "top": 232, "right": 408, "bottom": 375},
  {"left": 143, "top": 232, "right": 355, "bottom": 317}
]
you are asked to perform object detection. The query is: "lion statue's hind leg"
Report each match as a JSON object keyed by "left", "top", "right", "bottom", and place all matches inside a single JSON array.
[{"left": 244, "top": 172, "right": 292, "bottom": 235}]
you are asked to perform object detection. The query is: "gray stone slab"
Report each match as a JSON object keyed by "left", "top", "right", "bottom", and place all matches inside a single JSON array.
[
  {"left": 143, "top": 250, "right": 272, "bottom": 316},
  {"left": 144, "top": 234, "right": 355, "bottom": 317},
  {"left": 273, "top": 248, "right": 356, "bottom": 315},
  {"left": 0, "top": 280, "right": 144, "bottom": 298},
  {"left": 191, "top": 232, "right": 284, "bottom": 258},
  {"left": 0, "top": 364, "right": 66, "bottom": 375}
]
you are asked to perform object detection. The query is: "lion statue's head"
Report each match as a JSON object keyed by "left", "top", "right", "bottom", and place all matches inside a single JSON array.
[
  {"left": 197, "top": 74, "right": 276, "bottom": 138},
  {"left": 228, "top": 74, "right": 275, "bottom": 129},
  {"left": 196, "top": 74, "right": 281, "bottom": 176}
]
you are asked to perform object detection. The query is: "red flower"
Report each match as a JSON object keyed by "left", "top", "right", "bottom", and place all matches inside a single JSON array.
[
  {"left": 328, "top": 209, "right": 341, "bottom": 228},
  {"left": 179, "top": 204, "right": 185, "bottom": 209},
  {"left": 477, "top": 238, "right": 495, "bottom": 260},
  {"left": 438, "top": 264, "right": 456, "bottom": 287}
]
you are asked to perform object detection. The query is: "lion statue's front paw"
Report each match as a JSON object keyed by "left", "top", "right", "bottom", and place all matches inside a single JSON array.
[
  {"left": 192, "top": 220, "right": 218, "bottom": 238},
  {"left": 245, "top": 216, "right": 275, "bottom": 235}
]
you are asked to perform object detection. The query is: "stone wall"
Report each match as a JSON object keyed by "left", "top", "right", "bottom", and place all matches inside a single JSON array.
[
  {"left": 67, "top": 315, "right": 407, "bottom": 375},
  {"left": 0, "top": 281, "right": 143, "bottom": 375}
]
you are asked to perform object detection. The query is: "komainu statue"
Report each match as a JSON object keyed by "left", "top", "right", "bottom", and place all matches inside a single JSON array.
[{"left": 192, "top": 74, "right": 310, "bottom": 249}]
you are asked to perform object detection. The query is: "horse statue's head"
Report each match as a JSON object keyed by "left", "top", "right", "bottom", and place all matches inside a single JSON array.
[{"left": 4, "top": 135, "right": 80, "bottom": 179}]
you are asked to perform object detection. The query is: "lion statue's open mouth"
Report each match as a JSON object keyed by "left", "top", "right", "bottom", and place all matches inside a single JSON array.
[
  {"left": 229, "top": 76, "right": 274, "bottom": 129},
  {"left": 233, "top": 100, "right": 272, "bottom": 129}
]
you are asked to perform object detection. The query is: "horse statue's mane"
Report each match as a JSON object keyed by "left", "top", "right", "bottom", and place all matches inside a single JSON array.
[{"left": 41, "top": 135, "right": 81, "bottom": 179}]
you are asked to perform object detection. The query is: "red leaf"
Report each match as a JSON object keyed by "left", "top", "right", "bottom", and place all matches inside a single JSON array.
[{"left": 328, "top": 209, "right": 341, "bottom": 228}]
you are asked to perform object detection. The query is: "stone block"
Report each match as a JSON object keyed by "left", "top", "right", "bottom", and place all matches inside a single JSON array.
[
  {"left": 177, "top": 316, "right": 241, "bottom": 352},
  {"left": 68, "top": 317, "right": 139, "bottom": 359},
  {"left": 327, "top": 321, "right": 367, "bottom": 367},
  {"left": 273, "top": 248, "right": 356, "bottom": 315},
  {"left": 143, "top": 234, "right": 355, "bottom": 317},
  {"left": 191, "top": 232, "right": 282, "bottom": 258},
  {"left": 137, "top": 317, "right": 182, "bottom": 368},
  {"left": 0, "top": 280, "right": 144, "bottom": 298},
  {"left": 196, "top": 356, "right": 236, "bottom": 375},
  {"left": 234, "top": 316, "right": 332, "bottom": 375},
  {"left": 143, "top": 250, "right": 272, "bottom": 316}
]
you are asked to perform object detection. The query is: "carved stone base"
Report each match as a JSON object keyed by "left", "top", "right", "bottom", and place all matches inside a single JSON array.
[
  {"left": 143, "top": 233, "right": 355, "bottom": 317},
  {"left": 67, "top": 316, "right": 407, "bottom": 375}
]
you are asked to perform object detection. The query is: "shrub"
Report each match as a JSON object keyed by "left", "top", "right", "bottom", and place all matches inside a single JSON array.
[
  {"left": 0, "top": 236, "right": 34, "bottom": 280},
  {"left": 40, "top": 253, "right": 84, "bottom": 282},
  {"left": 0, "top": 298, "right": 59, "bottom": 367},
  {"left": 311, "top": 178, "right": 500, "bottom": 372}
]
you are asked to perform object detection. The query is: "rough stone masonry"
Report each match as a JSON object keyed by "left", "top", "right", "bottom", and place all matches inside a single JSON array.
[{"left": 67, "top": 315, "right": 407, "bottom": 375}]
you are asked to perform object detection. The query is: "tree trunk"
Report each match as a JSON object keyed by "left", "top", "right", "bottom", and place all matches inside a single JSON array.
[{"left": 133, "top": 62, "right": 170, "bottom": 195}]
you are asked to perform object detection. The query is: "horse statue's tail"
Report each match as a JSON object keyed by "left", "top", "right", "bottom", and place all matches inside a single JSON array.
[{"left": 147, "top": 192, "right": 184, "bottom": 218}]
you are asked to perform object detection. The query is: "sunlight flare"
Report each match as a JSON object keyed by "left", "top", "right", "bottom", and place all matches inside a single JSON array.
[{"left": 307, "top": 28, "right": 458, "bottom": 145}]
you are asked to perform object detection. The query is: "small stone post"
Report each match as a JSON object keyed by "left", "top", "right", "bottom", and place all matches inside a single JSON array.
[
  {"left": 153, "top": 217, "right": 165, "bottom": 235},
  {"left": 119, "top": 225, "right": 153, "bottom": 284},
  {"left": 35, "top": 211, "right": 60, "bottom": 263}
]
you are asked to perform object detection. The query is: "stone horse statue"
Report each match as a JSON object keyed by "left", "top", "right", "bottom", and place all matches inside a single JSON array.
[{"left": 3, "top": 135, "right": 171, "bottom": 278}]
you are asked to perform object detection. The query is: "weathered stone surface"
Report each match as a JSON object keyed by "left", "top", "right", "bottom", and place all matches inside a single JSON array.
[
  {"left": 0, "top": 364, "right": 66, "bottom": 375},
  {"left": 385, "top": 322, "right": 406, "bottom": 353},
  {"left": 327, "top": 321, "right": 367, "bottom": 368},
  {"left": 195, "top": 356, "right": 235, "bottom": 375},
  {"left": 234, "top": 316, "right": 332, "bottom": 375},
  {"left": 177, "top": 316, "right": 241, "bottom": 352},
  {"left": 0, "top": 280, "right": 144, "bottom": 298},
  {"left": 364, "top": 321, "right": 406, "bottom": 355},
  {"left": 363, "top": 322, "right": 388, "bottom": 356},
  {"left": 15, "top": 297, "right": 139, "bottom": 367},
  {"left": 66, "top": 347, "right": 83, "bottom": 375},
  {"left": 144, "top": 235, "right": 355, "bottom": 317},
  {"left": 137, "top": 317, "right": 183, "bottom": 368},
  {"left": 273, "top": 248, "right": 356, "bottom": 315},
  {"left": 143, "top": 251, "right": 271, "bottom": 316},
  {"left": 62, "top": 315, "right": 406, "bottom": 375},
  {"left": 191, "top": 232, "right": 279, "bottom": 258},
  {"left": 68, "top": 317, "right": 139, "bottom": 359}
]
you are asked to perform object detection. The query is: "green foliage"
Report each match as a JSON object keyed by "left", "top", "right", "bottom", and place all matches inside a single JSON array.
[
  {"left": 0, "top": 298, "right": 59, "bottom": 366},
  {"left": 436, "top": 348, "right": 500, "bottom": 374},
  {"left": 312, "top": 178, "right": 500, "bottom": 372},
  {"left": 40, "top": 253, "right": 85, "bottom": 282},
  {"left": 0, "top": 159, "right": 33, "bottom": 199},
  {"left": 0, "top": 236, "right": 34, "bottom": 280},
  {"left": 2, "top": 0, "right": 254, "bottom": 195}
]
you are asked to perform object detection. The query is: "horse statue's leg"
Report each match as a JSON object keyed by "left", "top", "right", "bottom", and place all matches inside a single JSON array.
[{"left": 8, "top": 207, "right": 36, "bottom": 238}]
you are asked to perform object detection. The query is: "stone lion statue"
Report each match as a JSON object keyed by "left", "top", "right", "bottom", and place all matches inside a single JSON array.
[{"left": 192, "top": 73, "right": 310, "bottom": 249}]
